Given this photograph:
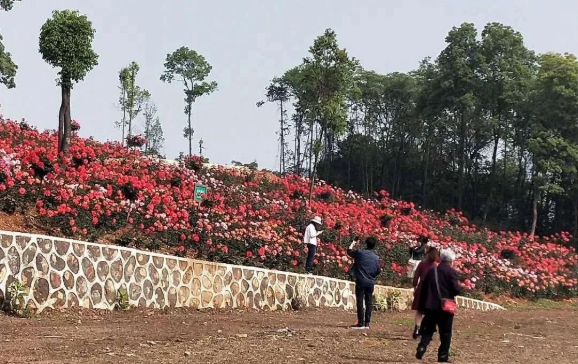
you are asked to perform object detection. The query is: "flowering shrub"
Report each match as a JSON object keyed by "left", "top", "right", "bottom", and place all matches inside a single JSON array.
[
  {"left": 183, "top": 155, "right": 204, "bottom": 172},
  {"left": 126, "top": 134, "right": 146, "bottom": 148},
  {"left": 71, "top": 120, "right": 81, "bottom": 131},
  {"left": 0, "top": 118, "right": 576, "bottom": 298}
]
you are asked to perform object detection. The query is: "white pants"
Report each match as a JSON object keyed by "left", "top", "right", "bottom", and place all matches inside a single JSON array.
[{"left": 407, "top": 259, "right": 420, "bottom": 278}]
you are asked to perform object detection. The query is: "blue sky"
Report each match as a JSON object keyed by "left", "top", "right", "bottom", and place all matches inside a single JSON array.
[{"left": 1, "top": 0, "right": 577, "bottom": 169}]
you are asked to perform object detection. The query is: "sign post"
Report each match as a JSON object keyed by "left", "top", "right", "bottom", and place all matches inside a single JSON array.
[{"left": 194, "top": 184, "right": 207, "bottom": 202}]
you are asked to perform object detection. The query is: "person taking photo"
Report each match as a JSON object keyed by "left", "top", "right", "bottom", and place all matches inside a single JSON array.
[{"left": 347, "top": 236, "right": 381, "bottom": 329}]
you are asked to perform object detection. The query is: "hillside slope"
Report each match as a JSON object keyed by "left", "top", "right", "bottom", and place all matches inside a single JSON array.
[{"left": 0, "top": 118, "right": 576, "bottom": 298}]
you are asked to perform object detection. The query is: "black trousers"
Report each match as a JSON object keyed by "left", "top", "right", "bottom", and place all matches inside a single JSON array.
[
  {"left": 305, "top": 244, "right": 317, "bottom": 272},
  {"left": 418, "top": 309, "right": 454, "bottom": 362},
  {"left": 355, "top": 283, "right": 374, "bottom": 325}
]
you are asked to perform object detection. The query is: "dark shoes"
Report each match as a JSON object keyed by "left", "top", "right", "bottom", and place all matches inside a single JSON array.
[
  {"left": 416, "top": 345, "right": 426, "bottom": 360},
  {"left": 351, "top": 323, "right": 369, "bottom": 330},
  {"left": 412, "top": 325, "right": 420, "bottom": 340}
]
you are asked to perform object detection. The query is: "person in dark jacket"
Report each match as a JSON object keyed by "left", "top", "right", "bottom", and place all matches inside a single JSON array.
[
  {"left": 408, "top": 235, "right": 429, "bottom": 278},
  {"left": 347, "top": 236, "right": 381, "bottom": 329},
  {"left": 416, "top": 248, "right": 462, "bottom": 363},
  {"left": 411, "top": 247, "right": 440, "bottom": 339}
]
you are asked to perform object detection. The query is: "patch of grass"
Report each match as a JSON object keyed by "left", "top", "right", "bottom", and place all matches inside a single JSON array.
[
  {"left": 393, "top": 317, "right": 414, "bottom": 328},
  {"left": 505, "top": 299, "right": 576, "bottom": 311}
]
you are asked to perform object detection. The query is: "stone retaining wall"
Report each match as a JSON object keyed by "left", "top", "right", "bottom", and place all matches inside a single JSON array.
[{"left": 0, "top": 231, "right": 503, "bottom": 313}]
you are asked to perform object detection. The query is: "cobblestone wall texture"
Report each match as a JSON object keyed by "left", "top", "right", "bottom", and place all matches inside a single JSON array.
[{"left": 0, "top": 231, "right": 503, "bottom": 313}]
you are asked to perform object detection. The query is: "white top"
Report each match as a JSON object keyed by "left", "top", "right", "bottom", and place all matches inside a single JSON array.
[{"left": 303, "top": 223, "right": 320, "bottom": 246}]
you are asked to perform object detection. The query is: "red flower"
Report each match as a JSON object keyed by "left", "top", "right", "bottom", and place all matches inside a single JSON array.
[{"left": 246, "top": 251, "right": 253, "bottom": 258}]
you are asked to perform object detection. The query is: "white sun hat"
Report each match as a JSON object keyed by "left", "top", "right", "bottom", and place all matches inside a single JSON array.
[{"left": 311, "top": 216, "right": 322, "bottom": 225}]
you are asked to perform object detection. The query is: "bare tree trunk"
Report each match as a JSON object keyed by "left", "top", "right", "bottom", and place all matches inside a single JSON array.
[
  {"left": 457, "top": 113, "right": 466, "bottom": 211},
  {"left": 308, "top": 124, "right": 313, "bottom": 178},
  {"left": 530, "top": 182, "right": 539, "bottom": 239},
  {"left": 572, "top": 197, "right": 578, "bottom": 238},
  {"left": 483, "top": 134, "right": 500, "bottom": 225},
  {"left": 58, "top": 87, "right": 65, "bottom": 152},
  {"left": 59, "top": 85, "right": 72, "bottom": 154},
  {"left": 308, "top": 126, "right": 325, "bottom": 206},
  {"left": 279, "top": 101, "right": 285, "bottom": 173},
  {"left": 421, "top": 134, "right": 431, "bottom": 208},
  {"left": 121, "top": 86, "right": 126, "bottom": 147},
  {"left": 187, "top": 101, "right": 193, "bottom": 157}
]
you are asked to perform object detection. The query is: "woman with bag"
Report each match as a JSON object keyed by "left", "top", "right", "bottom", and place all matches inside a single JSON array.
[
  {"left": 415, "top": 248, "right": 461, "bottom": 363},
  {"left": 411, "top": 247, "right": 440, "bottom": 339}
]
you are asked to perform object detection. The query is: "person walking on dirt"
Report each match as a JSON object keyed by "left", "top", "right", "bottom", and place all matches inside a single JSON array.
[
  {"left": 411, "top": 247, "right": 440, "bottom": 339},
  {"left": 303, "top": 216, "right": 323, "bottom": 274},
  {"left": 347, "top": 236, "right": 381, "bottom": 329},
  {"left": 408, "top": 235, "right": 429, "bottom": 278},
  {"left": 415, "top": 248, "right": 461, "bottom": 363}
]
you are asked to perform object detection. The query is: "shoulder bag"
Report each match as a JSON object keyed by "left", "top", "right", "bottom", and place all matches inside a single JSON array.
[{"left": 434, "top": 267, "right": 457, "bottom": 315}]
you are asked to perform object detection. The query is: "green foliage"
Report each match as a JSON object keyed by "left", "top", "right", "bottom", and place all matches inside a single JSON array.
[
  {"left": 4, "top": 279, "right": 30, "bottom": 317},
  {"left": 161, "top": 46, "right": 217, "bottom": 156},
  {"left": 301, "top": 29, "right": 358, "bottom": 136},
  {"left": 39, "top": 10, "right": 99, "bottom": 88},
  {"left": 0, "top": 34, "right": 17, "bottom": 88},
  {"left": 0, "top": 0, "right": 20, "bottom": 89},
  {"left": 119, "top": 62, "right": 150, "bottom": 137},
  {"left": 143, "top": 100, "right": 164, "bottom": 154},
  {"left": 0, "top": 0, "right": 21, "bottom": 11},
  {"left": 115, "top": 287, "right": 129, "bottom": 310}
]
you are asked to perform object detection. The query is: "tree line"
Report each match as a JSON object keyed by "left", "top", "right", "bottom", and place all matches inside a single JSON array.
[
  {"left": 259, "top": 24, "right": 578, "bottom": 238},
  {"left": 2, "top": 2, "right": 578, "bottom": 238},
  {"left": 1, "top": 3, "right": 217, "bottom": 158}
]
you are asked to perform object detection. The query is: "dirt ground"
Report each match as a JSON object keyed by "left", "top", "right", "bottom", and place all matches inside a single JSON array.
[{"left": 0, "top": 303, "right": 576, "bottom": 364}]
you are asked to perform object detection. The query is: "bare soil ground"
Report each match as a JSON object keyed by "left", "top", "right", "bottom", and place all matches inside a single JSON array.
[{"left": 0, "top": 302, "right": 576, "bottom": 364}]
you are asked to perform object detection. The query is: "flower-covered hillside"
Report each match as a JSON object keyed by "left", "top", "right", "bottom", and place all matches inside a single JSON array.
[{"left": 0, "top": 118, "right": 576, "bottom": 299}]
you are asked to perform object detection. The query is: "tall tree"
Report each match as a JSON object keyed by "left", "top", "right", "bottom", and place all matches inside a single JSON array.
[
  {"left": 142, "top": 99, "right": 164, "bottom": 155},
  {"left": 119, "top": 62, "right": 150, "bottom": 140},
  {"left": 257, "top": 77, "right": 290, "bottom": 173},
  {"left": 528, "top": 53, "right": 578, "bottom": 237},
  {"left": 282, "top": 66, "right": 309, "bottom": 176},
  {"left": 435, "top": 23, "right": 486, "bottom": 210},
  {"left": 116, "top": 69, "right": 128, "bottom": 146},
  {"left": 160, "top": 47, "right": 217, "bottom": 157},
  {"left": 479, "top": 22, "right": 536, "bottom": 224},
  {"left": 0, "top": 0, "right": 21, "bottom": 89},
  {"left": 39, "top": 10, "right": 98, "bottom": 154},
  {"left": 300, "top": 29, "right": 358, "bottom": 204}
]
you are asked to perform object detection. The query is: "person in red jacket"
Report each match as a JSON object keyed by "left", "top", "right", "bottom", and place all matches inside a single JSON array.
[{"left": 411, "top": 247, "right": 440, "bottom": 339}]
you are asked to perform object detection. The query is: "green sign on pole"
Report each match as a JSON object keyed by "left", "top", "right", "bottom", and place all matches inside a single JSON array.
[{"left": 194, "top": 184, "right": 207, "bottom": 201}]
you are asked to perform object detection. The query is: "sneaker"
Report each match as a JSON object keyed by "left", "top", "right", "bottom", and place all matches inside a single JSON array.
[{"left": 350, "top": 323, "right": 366, "bottom": 329}]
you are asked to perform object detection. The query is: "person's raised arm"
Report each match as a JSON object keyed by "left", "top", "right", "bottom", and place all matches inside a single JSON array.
[{"left": 347, "top": 239, "right": 359, "bottom": 258}]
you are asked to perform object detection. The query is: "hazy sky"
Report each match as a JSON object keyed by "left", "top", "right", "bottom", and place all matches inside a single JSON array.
[{"left": 1, "top": 0, "right": 577, "bottom": 169}]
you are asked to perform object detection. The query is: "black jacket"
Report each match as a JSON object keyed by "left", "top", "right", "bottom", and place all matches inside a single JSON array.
[
  {"left": 409, "top": 244, "right": 426, "bottom": 260},
  {"left": 418, "top": 262, "right": 462, "bottom": 313},
  {"left": 347, "top": 248, "right": 381, "bottom": 287}
]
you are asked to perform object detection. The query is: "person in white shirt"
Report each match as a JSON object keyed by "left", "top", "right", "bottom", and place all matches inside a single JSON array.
[{"left": 304, "top": 216, "right": 323, "bottom": 274}]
